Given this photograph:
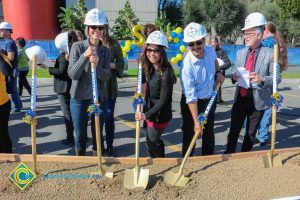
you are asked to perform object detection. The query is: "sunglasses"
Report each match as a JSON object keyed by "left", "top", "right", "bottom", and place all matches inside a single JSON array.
[
  {"left": 89, "top": 26, "right": 105, "bottom": 31},
  {"left": 146, "top": 48, "right": 160, "bottom": 54},
  {"left": 188, "top": 40, "right": 203, "bottom": 47}
]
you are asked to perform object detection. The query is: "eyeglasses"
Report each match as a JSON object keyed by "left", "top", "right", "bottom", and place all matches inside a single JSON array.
[
  {"left": 243, "top": 32, "right": 257, "bottom": 37},
  {"left": 89, "top": 26, "right": 105, "bottom": 31},
  {"left": 188, "top": 40, "right": 203, "bottom": 47},
  {"left": 146, "top": 48, "right": 160, "bottom": 54}
]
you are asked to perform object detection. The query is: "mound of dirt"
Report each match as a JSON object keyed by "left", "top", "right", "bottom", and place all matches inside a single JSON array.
[{"left": 1, "top": 153, "right": 299, "bottom": 200}]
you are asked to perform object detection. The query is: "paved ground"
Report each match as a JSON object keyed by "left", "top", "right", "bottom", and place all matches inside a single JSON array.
[{"left": 8, "top": 64, "right": 300, "bottom": 157}]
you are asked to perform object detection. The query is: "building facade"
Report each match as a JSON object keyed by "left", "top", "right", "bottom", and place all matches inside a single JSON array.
[{"left": 1, "top": 0, "right": 158, "bottom": 40}]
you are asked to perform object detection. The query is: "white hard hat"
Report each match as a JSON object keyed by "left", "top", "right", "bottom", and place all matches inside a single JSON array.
[
  {"left": 183, "top": 22, "right": 207, "bottom": 43},
  {"left": 0, "top": 22, "right": 13, "bottom": 30},
  {"left": 55, "top": 32, "right": 69, "bottom": 53},
  {"left": 242, "top": 12, "right": 267, "bottom": 31},
  {"left": 25, "top": 46, "right": 46, "bottom": 64},
  {"left": 145, "top": 31, "right": 168, "bottom": 48},
  {"left": 84, "top": 8, "right": 108, "bottom": 26}
]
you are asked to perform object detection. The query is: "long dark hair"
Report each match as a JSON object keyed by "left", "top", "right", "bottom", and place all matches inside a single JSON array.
[
  {"left": 266, "top": 22, "right": 288, "bottom": 71},
  {"left": 16, "top": 37, "right": 26, "bottom": 47},
  {"left": 142, "top": 44, "right": 176, "bottom": 84},
  {"left": 100, "top": 24, "right": 114, "bottom": 49},
  {"left": 67, "top": 30, "right": 79, "bottom": 51}
]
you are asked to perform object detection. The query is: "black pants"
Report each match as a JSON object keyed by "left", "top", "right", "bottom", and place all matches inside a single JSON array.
[
  {"left": 226, "top": 95, "right": 264, "bottom": 153},
  {"left": 146, "top": 126, "right": 165, "bottom": 158},
  {"left": 0, "top": 100, "right": 12, "bottom": 153},
  {"left": 57, "top": 93, "right": 74, "bottom": 141},
  {"left": 181, "top": 94, "right": 217, "bottom": 157},
  {"left": 18, "top": 70, "right": 31, "bottom": 96}
]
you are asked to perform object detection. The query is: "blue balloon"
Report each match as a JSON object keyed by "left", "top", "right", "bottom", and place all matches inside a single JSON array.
[
  {"left": 170, "top": 32, "right": 177, "bottom": 38},
  {"left": 177, "top": 33, "right": 183, "bottom": 39},
  {"left": 131, "top": 44, "right": 137, "bottom": 50},
  {"left": 175, "top": 43, "right": 181, "bottom": 49},
  {"left": 127, "top": 50, "right": 134, "bottom": 57},
  {"left": 178, "top": 60, "right": 183, "bottom": 68}
]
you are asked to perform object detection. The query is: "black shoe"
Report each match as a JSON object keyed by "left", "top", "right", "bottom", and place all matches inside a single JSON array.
[
  {"left": 260, "top": 141, "right": 267, "bottom": 146},
  {"left": 217, "top": 99, "right": 224, "bottom": 104},
  {"left": 93, "top": 148, "right": 107, "bottom": 156},
  {"left": 255, "top": 138, "right": 267, "bottom": 146},
  {"left": 107, "top": 145, "right": 114, "bottom": 157},
  {"left": 61, "top": 139, "right": 74, "bottom": 146}
]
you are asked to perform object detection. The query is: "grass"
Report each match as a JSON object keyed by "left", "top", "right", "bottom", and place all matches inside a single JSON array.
[
  {"left": 28, "top": 68, "right": 300, "bottom": 79},
  {"left": 281, "top": 72, "right": 300, "bottom": 79}
]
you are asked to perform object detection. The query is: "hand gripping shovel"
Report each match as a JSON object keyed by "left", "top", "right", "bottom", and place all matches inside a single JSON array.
[
  {"left": 90, "top": 62, "right": 113, "bottom": 178},
  {"left": 123, "top": 64, "right": 149, "bottom": 189},
  {"left": 164, "top": 84, "right": 220, "bottom": 187},
  {"left": 263, "top": 44, "right": 282, "bottom": 168}
]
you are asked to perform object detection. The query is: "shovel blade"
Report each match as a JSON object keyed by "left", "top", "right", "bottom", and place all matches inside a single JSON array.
[
  {"left": 105, "top": 172, "right": 114, "bottom": 179},
  {"left": 123, "top": 167, "right": 149, "bottom": 189},
  {"left": 164, "top": 171, "right": 189, "bottom": 187},
  {"left": 263, "top": 152, "right": 282, "bottom": 168}
]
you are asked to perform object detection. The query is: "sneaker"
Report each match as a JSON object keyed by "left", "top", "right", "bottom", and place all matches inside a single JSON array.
[{"left": 255, "top": 138, "right": 267, "bottom": 146}]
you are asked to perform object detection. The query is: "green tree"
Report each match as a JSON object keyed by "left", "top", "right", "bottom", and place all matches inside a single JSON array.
[
  {"left": 155, "top": 11, "right": 176, "bottom": 34},
  {"left": 182, "top": 0, "right": 245, "bottom": 36},
  {"left": 113, "top": 0, "right": 139, "bottom": 40},
  {"left": 58, "top": 0, "right": 87, "bottom": 33},
  {"left": 275, "top": 0, "right": 300, "bottom": 19}
]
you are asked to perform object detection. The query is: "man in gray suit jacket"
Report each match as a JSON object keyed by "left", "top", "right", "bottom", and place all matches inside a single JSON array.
[{"left": 225, "top": 12, "right": 274, "bottom": 153}]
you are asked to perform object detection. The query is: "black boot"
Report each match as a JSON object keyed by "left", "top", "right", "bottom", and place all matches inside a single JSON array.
[
  {"left": 93, "top": 147, "right": 106, "bottom": 156},
  {"left": 107, "top": 145, "right": 114, "bottom": 157},
  {"left": 75, "top": 149, "right": 86, "bottom": 156}
]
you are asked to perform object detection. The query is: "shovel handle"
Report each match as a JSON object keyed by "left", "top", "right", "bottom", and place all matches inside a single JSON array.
[
  {"left": 135, "top": 104, "right": 142, "bottom": 168},
  {"left": 270, "top": 105, "right": 277, "bottom": 153},
  {"left": 31, "top": 55, "right": 38, "bottom": 173}
]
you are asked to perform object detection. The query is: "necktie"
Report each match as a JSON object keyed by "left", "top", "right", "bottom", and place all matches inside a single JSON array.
[{"left": 240, "top": 50, "right": 255, "bottom": 97}]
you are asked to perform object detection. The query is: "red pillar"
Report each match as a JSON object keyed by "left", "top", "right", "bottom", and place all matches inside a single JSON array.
[{"left": 2, "top": 0, "right": 62, "bottom": 40}]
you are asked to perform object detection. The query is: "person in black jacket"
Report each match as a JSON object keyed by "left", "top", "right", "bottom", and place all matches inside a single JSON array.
[
  {"left": 135, "top": 31, "right": 176, "bottom": 158},
  {"left": 211, "top": 36, "right": 231, "bottom": 103},
  {"left": 44, "top": 30, "right": 78, "bottom": 145}
]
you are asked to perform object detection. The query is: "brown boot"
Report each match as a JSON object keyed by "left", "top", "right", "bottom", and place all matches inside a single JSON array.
[{"left": 75, "top": 149, "right": 86, "bottom": 156}]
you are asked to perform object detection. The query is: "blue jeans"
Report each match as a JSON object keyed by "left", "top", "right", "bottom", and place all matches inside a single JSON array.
[
  {"left": 8, "top": 73, "right": 22, "bottom": 110},
  {"left": 100, "top": 98, "right": 116, "bottom": 147},
  {"left": 257, "top": 107, "right": 272, "bottom": 142},
  {"left": 70, "top": 98, "right": 90, "bottom": 150},
  {"left": 71, "top": 98, "right": 106, "bottom": 151}
]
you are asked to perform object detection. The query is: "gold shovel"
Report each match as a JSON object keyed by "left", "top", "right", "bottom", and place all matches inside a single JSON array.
[
  {"left": 123, "top": 64, "right": 149, "bottom": 189},
  {"left": 164, "top": 84, "right": 220, "bottom": 187},
  {"left": 31, "top": 55, "right": 38, "bottom": 174},
  {"left": 263, "top": 44, "right": 282, "bottom": 168},
  {"left": 91, "top": 62, "right": 113, "bottom": 178}
]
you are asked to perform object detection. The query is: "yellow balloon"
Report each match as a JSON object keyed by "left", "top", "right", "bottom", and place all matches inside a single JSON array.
[
  {"left": 175, "top": 27, "right": 183, "bottom": 34},
  {"left": 123, "top": 45, "right": 130, "bottom": 53},
  {"left": 179, "top": 45, "right": 186, "bottom": 53},
  {"left": 176, "top": 54, "right": 183, "bottom": 61},
  {"left": 132, "top": 24, "right": 145, "bottom": 47},
  {"left": 122, "top": 51, "right": 127, "bottom": 58},
  {"left": 171, "top": 57, "right": 178, "bottom": 64},
  {"left": 125, "top": 40, "right": 131, "bottom": 47},
  {"left": 168, "top": 36, "right": 173, "bottom": 42},
  {"left": 174, "top": 38, "right": 180, "bottom": 43}
]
